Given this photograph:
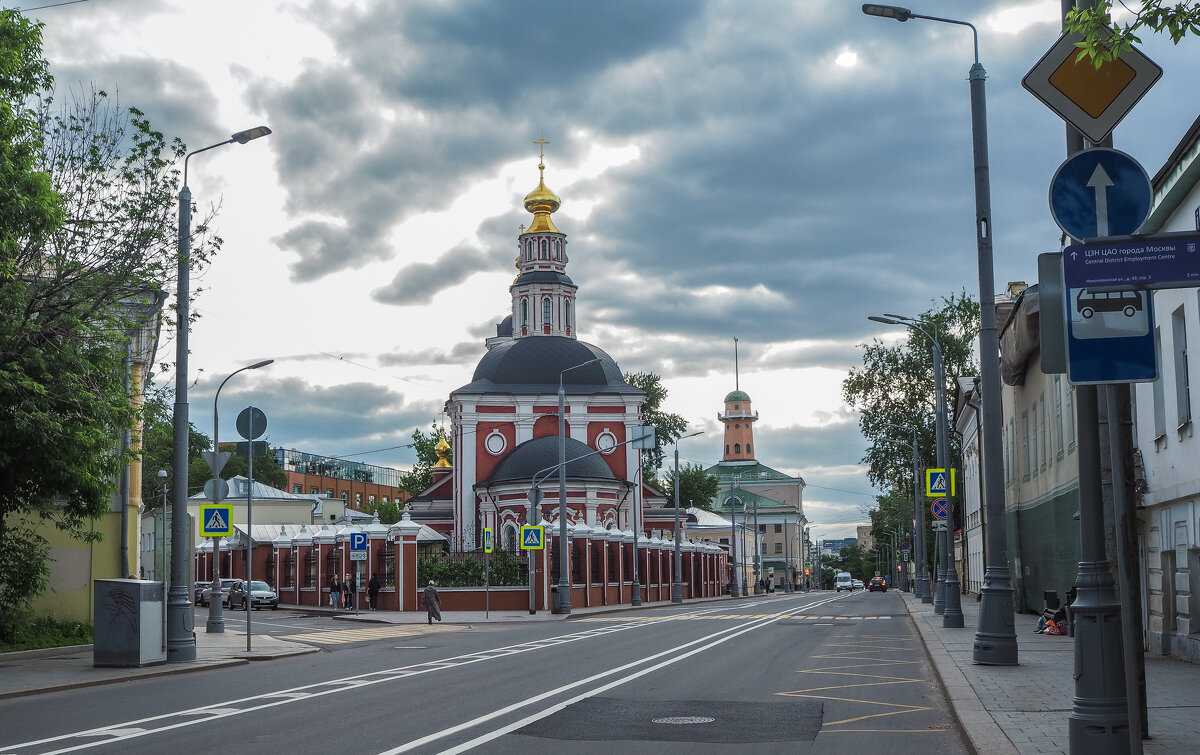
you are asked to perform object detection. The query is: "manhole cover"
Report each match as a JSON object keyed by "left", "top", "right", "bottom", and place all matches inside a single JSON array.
[{"left": 652, "top": 716, "right": 715, "bottom": 725}]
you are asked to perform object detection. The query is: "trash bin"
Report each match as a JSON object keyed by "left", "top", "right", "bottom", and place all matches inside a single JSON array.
[
  {"left": 94, "top": 578, "right": 167, "bottom": 667},
  {"left": 550, "top": 584, "right": 562, "bottom": 614}
]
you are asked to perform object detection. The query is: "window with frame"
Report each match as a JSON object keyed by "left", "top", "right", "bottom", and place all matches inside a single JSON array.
[
  {"left": 1054, "top": 376, "right": 1065, "bottom": 460},
  {"left": 592, "top": 542, "right": 604, "bottom": 583},
  {"left": 1173, "top": 306, "right": 1191, "bottom": 430},
  {"left": 542, "top": 297, "right": 552, "bottom": 326},
  {"left": 521, "top": 299, "right": 529, "bottom": 326},
  {"left": 282, "top": 551, "right": 294, "bottom": 588},
  {"left": 774, "top": 543, "right": 783, "bottom": 554},
  {"left": 303, "top": 549, "right": 316, "bottom": 588},
  {"left": 379, "top": 540, "right": 396, "bottom": 588},
  {"left": 325, "top": 546, "right": 338, "bottom": 585},
  {"left": 264, "top": 552, "right": 275, "bottom": 586},
  {"left": 1021, "top": 412, "right": 1031, "bottom": 481},
  {"left": 774, "top": 524, "right": 782, "bottom": 533},
  {"left": 1153, "top": 326, "right": 1167, "bottom": 443}
]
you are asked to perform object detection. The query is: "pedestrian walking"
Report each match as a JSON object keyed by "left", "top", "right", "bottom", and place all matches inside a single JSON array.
[
  {"left": 328, "top": 573, "right": 341, "bottom": 609},
  {"left": 422, "top": 580, "right": 441, "bottom": 624},
  {"left": 343, "top": 572, "right": 355, "bottom": 609},
  {"left": 368, "top": 573, "right": 380, "bottom": 611}
]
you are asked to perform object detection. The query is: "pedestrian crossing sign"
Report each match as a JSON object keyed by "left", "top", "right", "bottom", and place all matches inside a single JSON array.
[
  {"left": 200, "top": 504, "right": 234, "bottom": 537},
  {"left": 925, "top": 468, "right": 956, "bottom": 498},
  {"left": 520, "top": 525, "right": 545, "bottom": 550},
  {"left": 483, "top": 527, "right": 493, "bottom": 554}
]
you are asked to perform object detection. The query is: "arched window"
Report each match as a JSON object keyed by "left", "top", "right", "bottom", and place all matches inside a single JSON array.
[
  {"left": 543, "top": 297, "right": 552, "bottom": 326},
  {"left": 725, "top": 444, "right": 730, "bottom": 454},
  {"left": 746, "top": 444, "right": 751, "bottom": 454},
  {"left": 734, "top": 443, "right": 741, "bottom": 454},
  {"left": 555, "top": 239, "right": 562, "bottom": 260},
  {"left": 526, "top": 240, "right": 533, "bottom": 260},
  {"left": 502, "top": 524, "right": 518, "bottom": 553},
  {"left": 540, "top": 239, "right": 548, "bottom": 259},
  {"left": 564, "top": 301, "right": 572, "bottom": 331},
  {"left": 521, "top": 299, "right": 528, "bottom": 325}
]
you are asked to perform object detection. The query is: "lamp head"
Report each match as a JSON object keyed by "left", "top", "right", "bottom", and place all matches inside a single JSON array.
[
  {"left": 157, "top": 469, "right": 168, "bottom": 479},
  {"left": 868, "top": 315, "right": 902, "bottom": 326},
  {"left": 881, "top": 312, "right": 912, "bottom": 320},
  {"left": 862, "top": 4, "right": 911, "bottom": 21},
  {"left": 231, "top": 126, "right": 272, "bottom": 144},
  {"left": 249, "top": 359, "right": 274, "bottom": 370}
]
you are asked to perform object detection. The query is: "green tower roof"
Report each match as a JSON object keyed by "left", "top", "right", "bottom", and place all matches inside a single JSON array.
[{"left": 724, "top": 389, "right": 751, "bottom": 403}]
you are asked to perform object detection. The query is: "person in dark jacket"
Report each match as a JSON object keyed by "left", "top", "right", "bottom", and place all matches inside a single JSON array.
[
  {"left": 422, "top": 580, "right": 441, "bottom": 624},
  {"left": 343, "top": 572, "right": 355, "bottom": 609},
  {"left": 329, "top": 573, "right": 341, "bottom": 609},
  {"left": 368, "top": 573, "right": 381, "bottom": 611}
]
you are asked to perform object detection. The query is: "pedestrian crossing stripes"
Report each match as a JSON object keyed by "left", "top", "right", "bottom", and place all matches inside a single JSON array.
[
  {"left": 579, "top": 614, "right": 894, "bottom": 622},
  {"left": 281, "top": 624, "right": 464, "bottom": 645}
]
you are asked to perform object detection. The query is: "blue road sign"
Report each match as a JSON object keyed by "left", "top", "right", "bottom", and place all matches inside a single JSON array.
[
  {"left": 1064, "top": 278, "right": 1158, "bottom": 385},
  {"left": 520, "top": 525, "right": 545, "bottom": 551},
  {"left": 200, "top": 504, "right": 233, "bottom": 537},
  {"left": 931, "top": 498, "right": 948, "bottom": 520},
  {"left": 350, "top": 532, "right": 368, "bottom": 551},
  {"left": 1063, "top": 232, "right": 1200, "bottom": 290},
  {"left": 1050, "top": 148, "right": 1151, "bottom": 242}
]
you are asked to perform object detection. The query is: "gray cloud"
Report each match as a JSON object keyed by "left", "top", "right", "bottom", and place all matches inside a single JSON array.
[{"left": 373, "top": 244, "right": 492, "bottom": 305}]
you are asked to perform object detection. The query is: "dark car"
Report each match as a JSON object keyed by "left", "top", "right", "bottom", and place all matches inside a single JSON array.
[
  {"left": 228, "top": 580, "right": 279, "bottom": 611},
  {"left": 868, "top": 576, "right": 888, "bottom": 592},
  {"left": 199, "top": 578, "right": 239, "bottom": 607}
]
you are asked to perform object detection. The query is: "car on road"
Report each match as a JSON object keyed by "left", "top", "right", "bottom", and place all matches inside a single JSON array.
[
  {"left": 852, "top": 579, "right": 864, "bottom": 590},
  {"left": 228, "top": 580, "right": 279, "bottom": 611},
  {"left": 199, "top": 578, "right": 239, "bottom": 607},
  {"left": 193, "top": 581, "right": 208, "bottom": 604},
  {"left": 868, "top": 576, "right": 888, "bottom": 592},
  {"left": 835, "top": 572, "right": 853, "bottom": 592}
]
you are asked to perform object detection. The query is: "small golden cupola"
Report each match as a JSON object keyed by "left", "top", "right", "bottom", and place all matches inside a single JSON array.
[
  {"left": 522, "top": 139, "right": 561, "bottom": 234},
  {"left": 432, "top": 428, "right": 452, "bottom": 469}
]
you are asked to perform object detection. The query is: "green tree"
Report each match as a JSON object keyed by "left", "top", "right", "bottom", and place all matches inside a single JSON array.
[
  {"left": 624, "top": 371, "right": 688, "bottom": 481},
  {"left": 0, "top": 15, "right": 220, "bottom": 640},
  {"left": 663, "top": 463, "right": 721, "bottom": 512},
  {"left": 217, "top": 441, "right": 288, "bottom": 490},
  {"left": 842, "top": 293, "right": 979, "bottom": 495},
  {"left": 399, "top": 424, "right": 450, "bottom": 496},
  {"left": 1066, "top": 2, "right": 1200, "bottom": 67},
  {"left": 137, "top": 383, "right": 212, "bottom": 507}
]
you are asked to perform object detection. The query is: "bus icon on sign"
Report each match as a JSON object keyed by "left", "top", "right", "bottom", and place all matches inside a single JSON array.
[{"left": 1076, "top": 289, "right": 1142, "bottom": 319}]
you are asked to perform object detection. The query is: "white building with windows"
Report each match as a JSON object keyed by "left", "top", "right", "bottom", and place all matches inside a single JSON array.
[{"left": 1131, "top": 114, "right": 1200, "bottom": 663}]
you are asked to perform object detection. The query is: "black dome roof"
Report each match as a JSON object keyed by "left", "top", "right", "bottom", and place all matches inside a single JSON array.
[
  {"left": 457, "top": 336, "right": 639, "bottom": 395},
  {"left": 487, "top": 435, "right": 618, "bottom": 485}
]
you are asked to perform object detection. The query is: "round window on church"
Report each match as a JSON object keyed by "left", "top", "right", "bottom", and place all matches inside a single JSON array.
[
  {"left": 484, "top": 429, "right": 507, "bottom": 456},
  {"left": 595, "top": 429, "right": 618, "bottom": 455}
]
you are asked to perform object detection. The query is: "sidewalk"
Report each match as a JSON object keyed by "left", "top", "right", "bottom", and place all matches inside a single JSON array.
[
  {"left": 901, "top": 590, "right": 1200, "bottom": 754},
  {"left": 0, "top": 628, "right": 318, "bottom": 701}
]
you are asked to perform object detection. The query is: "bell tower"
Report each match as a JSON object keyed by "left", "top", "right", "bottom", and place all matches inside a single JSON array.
[{"left": 719, "top": 338, "right": 757, "bottom": 461}]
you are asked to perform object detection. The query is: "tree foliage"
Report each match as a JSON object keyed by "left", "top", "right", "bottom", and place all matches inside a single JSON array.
[
  {"left": 0, "top": 9, "right": 222, "bottom": 639},
  {"left": 624, "top": 371, "right": 688, "bottom": 481},
  {"left": 662, "top": 463, "right": 721, "bottom": 512},
  {"left": 1066, "top": 2, "right": 1200, "bottom": 67},
  {"left": 841, "top": 293, "right": 979, "bottom": 495},
  {"left": 399, "top": 424, "right": 450, "bottom": 496}
]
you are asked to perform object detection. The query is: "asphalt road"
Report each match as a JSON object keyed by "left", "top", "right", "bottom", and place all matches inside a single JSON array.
[{"left": 0, "top": 590, "right": 969, "bottom": 754}]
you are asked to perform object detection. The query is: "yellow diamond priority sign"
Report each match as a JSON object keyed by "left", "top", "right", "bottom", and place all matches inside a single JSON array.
[{"left": 1022, "top": 28, "right": 1161, "bottom": 144}]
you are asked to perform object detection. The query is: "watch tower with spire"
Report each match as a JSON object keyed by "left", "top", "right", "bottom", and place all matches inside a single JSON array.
[{"left": 719, "top": 337, "right": 758, "bottom": 461}]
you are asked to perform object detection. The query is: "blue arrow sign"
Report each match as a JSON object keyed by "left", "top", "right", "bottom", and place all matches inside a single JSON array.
[
  {"left": 1050, "top": 149, "right": 1151, "bottom": 241},
  {"left": 1064, "top": 232, "right": 1200, "bottom": 290},
  {"left": 349, "top": 532, "right": 367, "bottom": 551}
]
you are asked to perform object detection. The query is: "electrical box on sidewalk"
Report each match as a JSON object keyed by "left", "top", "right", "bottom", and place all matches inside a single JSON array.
[{"left": 93, "top": 578, "right": 167, "bottom": 667}]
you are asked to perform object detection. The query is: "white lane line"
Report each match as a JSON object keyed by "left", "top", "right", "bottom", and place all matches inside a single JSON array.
[{"left": 379, "top": 595, "right": 845, "bottom": 754}]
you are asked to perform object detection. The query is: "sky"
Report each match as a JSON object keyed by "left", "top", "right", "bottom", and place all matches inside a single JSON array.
[{"left": 21, "top": 0, "right": 1200, "bottom": 540}]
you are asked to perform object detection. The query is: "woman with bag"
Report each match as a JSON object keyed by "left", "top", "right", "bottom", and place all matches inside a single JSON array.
[{"left": 328, "top": 573, "right": 341, "bottom": 609}]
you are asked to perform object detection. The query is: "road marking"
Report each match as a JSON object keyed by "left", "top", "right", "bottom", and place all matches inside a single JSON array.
[{"left": 280, "top": 625, "right": 463, "bottom": 645}]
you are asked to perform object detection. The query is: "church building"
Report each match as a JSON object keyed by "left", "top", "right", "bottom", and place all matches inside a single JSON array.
[{"left": 410, "top": 145, "right": 664, "bottom": 552}]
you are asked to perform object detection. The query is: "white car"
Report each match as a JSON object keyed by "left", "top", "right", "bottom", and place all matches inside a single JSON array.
[{"left": 852, "top": 579, "right": 864, "bottom": 590}]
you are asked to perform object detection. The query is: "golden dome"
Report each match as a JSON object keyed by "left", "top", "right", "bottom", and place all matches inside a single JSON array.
[
  {"left": 521, "top": 138, "right": 561, "bottom": 234},
  {"left": 432, "top": 428, "right": 452, "bottom": 469}
]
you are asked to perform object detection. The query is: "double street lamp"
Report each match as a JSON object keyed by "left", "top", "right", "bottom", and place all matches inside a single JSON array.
[
  {"left": 671, "top": 431, "right": 703, "bottom": 603},
  {"left": 205, "top": 359, "right": 273, "bottom": 634},
  {"left": 167, "top": 126, "right": 272, "bottom": 663},
  {"left": 863, "top": 3, "right": 1015, "bottom": 663},
  {"left": 869, "top": 313, "right": 963, "bottom": 627},
  {"left": 557, "top": 357, "right": 602, "bottom": 615}
]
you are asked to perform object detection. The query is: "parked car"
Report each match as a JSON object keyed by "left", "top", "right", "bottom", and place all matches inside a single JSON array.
[
  {"left": 228, "top": 580, "right": 279, "bottom": 611},
  {"left": 193, "top": 581, "right": 209, "bottom": 605},
  {"left": 868, "top": 576, "right": 888, "bottom": 592},
  {"left": 199, "top": 578, "right": 239, "bottom": 607},
  {"left": 852, "top": 579, "right": 864, "bottom": 590}
]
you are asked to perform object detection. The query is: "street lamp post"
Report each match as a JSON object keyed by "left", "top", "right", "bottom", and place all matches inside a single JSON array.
[
  {"left": 884, "top": 424, "right": 928, "bottom": 601},
  {"left": 862, "top": 2, "right": 1014, "bottom": 662},
  {"left": 728, "top": 475, "right": 741, "bottom": 598},
  {"left": 869, "top": 314, "right": 963, "bottom": 627},
  {"left": 156, "top": 469, "right": 168, "bottom": 581},
  {"left": 167, "top": 126, "right": 271, "bottom": 663},
  {"left": 557, "top": 358, "right": 602, "bottom": 615},
  {"left": 206, "top": 359, "right": 273, "bottom": 634},
  {"left": 672, "top": 431, "right": 703, "bottom": 604}
]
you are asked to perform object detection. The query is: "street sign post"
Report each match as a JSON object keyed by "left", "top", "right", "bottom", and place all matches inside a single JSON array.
[
  {"left": 1049, "top": 148, "right": 1151, "bottom": 241},
  {"left": 349, "top": 531, "right": 368, "bottom": 561},
  {"left": 1023, "top": 28, "right": 1161, "bottom": 144},
  {"left": 1063, "top": 232, "right": 1200, "bottom": 290}
]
